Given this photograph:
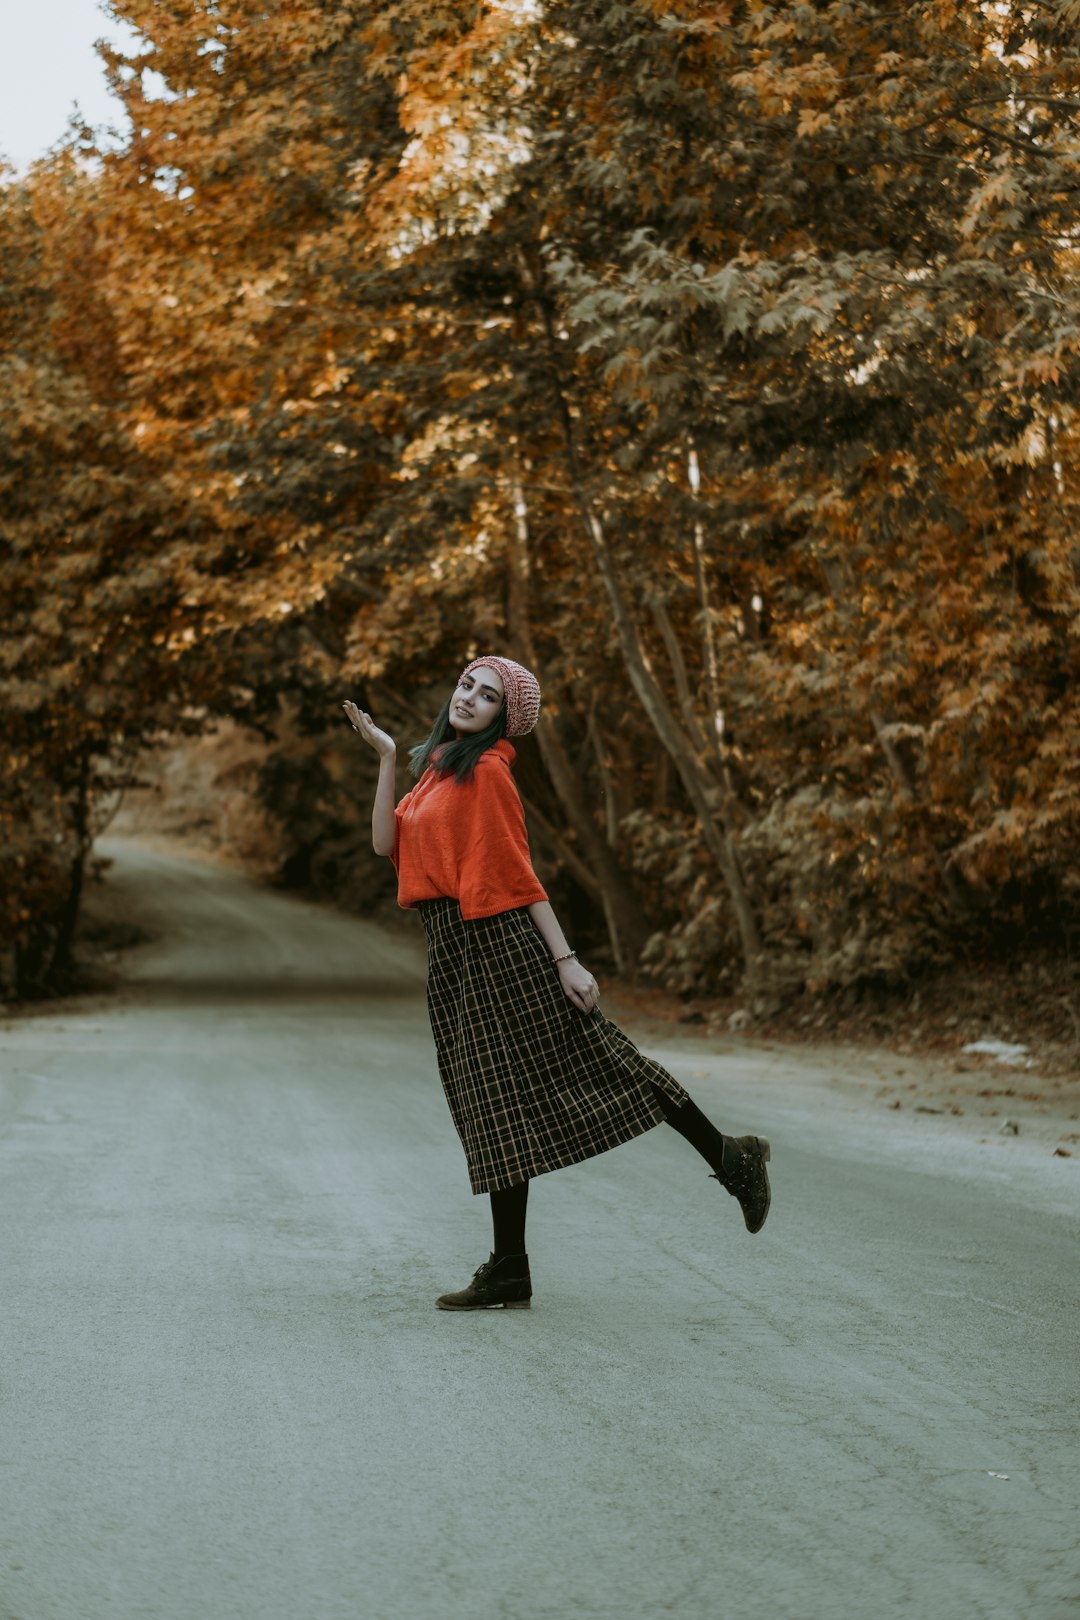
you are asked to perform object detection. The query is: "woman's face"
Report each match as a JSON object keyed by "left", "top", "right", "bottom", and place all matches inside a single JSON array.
[{"left": 450, "top": 666, "right": 505, "bottom": 736}]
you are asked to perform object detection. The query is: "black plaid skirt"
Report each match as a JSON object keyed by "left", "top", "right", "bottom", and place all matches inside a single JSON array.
[{"left": 418, "top": 898, "right": 691, "bottom": 1194}]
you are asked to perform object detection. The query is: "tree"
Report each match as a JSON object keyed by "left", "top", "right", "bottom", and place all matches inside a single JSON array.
[
  {"left": 0, "top": 162, "right": 196, "bottom": 994},
  {"left": 6, "top": 0, "right": 1080, "bottom": 1004}
]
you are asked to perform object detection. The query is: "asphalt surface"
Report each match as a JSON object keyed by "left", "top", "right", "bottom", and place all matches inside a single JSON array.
[{"left": 1, "top": 840, "right": 1078, "bottom": 1620}]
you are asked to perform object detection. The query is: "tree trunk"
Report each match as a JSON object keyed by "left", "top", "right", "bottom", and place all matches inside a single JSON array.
[
  {"left": 653, "top": 751, "right": 670, "bottom": 814},
  {"left": 503, "top": 467, "right": 652, "bottom": 975},
  {"left": 686, "top": 437, "right": 727, "bottom": 777},
  {"left": 519, "top": 265, "right": 767, "bottom": 994},
  {"left": 585, "top": 693, "right": 627, "bottom": 848},
  {"left": 14, "top": 930, "right": 50, "bottom": 1001},
  {"left": 47, "top": 749, "right": 92, "bottom": 986}
]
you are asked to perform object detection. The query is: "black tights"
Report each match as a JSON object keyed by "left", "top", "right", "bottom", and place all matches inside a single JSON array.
[
  {"left": 647, "top": 1084, "right": 728, "bottom": 1177},
  {"left": 490, "top": 1179, "right": 529, "bottom": 1259},
  {"left": 488, "top": 1087, "right": 728, "bottom": 1258}
]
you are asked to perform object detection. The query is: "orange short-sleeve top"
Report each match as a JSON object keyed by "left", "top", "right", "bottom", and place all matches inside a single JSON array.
[{"left": 392, "top": 738, "right": 549, "bottom": 920}]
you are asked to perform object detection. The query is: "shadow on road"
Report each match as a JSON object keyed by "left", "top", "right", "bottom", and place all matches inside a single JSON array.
[{"left": 121, "top": 976, "right": 423, "bottom": 1005}]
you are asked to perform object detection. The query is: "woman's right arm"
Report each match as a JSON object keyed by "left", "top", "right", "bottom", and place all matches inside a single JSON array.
[
  {"left": 370, "top": 751, "right": 398, "bottom": 855},
  {"left": 342, "top": 702, "right": 398, "bottom": 856}
]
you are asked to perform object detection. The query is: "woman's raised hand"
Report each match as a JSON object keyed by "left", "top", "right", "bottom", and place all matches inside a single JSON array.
[{"left": 342, "top": 701, "right": 396, "bottom": 758}]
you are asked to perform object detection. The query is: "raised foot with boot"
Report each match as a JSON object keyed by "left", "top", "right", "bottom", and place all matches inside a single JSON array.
[
  {"left": 712, "top": 1136, "right": 772, "bottom": 1234},
  {"left": 436, "top": 1252, "right": 532, "bottom": 1311}
]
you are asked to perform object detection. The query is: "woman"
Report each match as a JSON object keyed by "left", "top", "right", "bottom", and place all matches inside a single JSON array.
[{"left": 343, "top": 655, "right": 771, "bottom": 1311}]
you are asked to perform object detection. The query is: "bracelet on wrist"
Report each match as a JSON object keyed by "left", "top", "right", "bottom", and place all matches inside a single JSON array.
[{"left": 552, "top": 950, "right": 577, "bottom": 964}]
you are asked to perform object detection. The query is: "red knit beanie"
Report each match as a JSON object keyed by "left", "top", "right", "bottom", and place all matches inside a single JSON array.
[{"left": 460, "top": 655, "right": 542, "bottom": 738}]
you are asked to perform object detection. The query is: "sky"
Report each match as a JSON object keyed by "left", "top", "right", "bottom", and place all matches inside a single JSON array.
[{"left": 0, "top": 0, "right": 140, "bottom": 172}]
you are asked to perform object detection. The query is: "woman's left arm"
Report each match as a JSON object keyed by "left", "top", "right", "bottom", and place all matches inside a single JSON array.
[{"left": 527, "top": 900, "right": 600, "bottom": 1013}]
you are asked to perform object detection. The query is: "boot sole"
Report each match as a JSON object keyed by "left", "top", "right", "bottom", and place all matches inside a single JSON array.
[
  {"left": 436, "top": 1298, "right": 532, "bottom": 1311},
  {"left": 748, "top": 1137, "right": 771, "bottom": 1234}
]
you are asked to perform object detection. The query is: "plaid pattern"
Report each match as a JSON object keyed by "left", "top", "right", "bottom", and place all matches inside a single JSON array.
[{"left": 418, "top": 898, "right": 691, "bottom": 1194}]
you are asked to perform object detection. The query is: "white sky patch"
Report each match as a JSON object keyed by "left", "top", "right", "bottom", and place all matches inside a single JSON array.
[{"left": 0, "top": 0, "right": 141, "bottom": 172}]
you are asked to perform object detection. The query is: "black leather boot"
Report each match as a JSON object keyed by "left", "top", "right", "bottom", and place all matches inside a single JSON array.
[
  {"left": 436, "top": 1253, "right": 532, "bottom": 1311},
  {"left": 712, "top": 1136, "right": 772, "bottom": 1233}
]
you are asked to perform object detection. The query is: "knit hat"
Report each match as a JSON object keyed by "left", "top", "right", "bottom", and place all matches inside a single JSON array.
[{"left": 460, "top": 655, "right": 542, "bottom": 738}]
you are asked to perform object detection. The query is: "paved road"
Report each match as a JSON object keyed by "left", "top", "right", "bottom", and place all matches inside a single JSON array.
[{"left": 1, "top": 841, "right": 1078, "bottom": 1620}]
